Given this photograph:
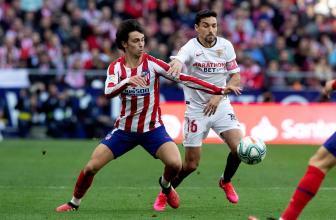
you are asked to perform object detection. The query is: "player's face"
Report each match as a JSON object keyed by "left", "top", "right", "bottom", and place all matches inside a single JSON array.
[
  {"left": 123, "top": 31, "right": 145, "bottom": 57},
  {"left": 195, "top": 17, "right": 217, "bottom": 45}
]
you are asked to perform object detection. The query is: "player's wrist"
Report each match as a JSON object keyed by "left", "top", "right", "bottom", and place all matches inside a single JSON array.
[{"left": 124, "top": 78, "right": 131, "bottom": 85}]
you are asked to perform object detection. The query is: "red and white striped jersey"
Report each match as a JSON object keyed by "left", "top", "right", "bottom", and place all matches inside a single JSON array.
[{"left": 104, "top": 53, "right": 223, "bottom": 133}]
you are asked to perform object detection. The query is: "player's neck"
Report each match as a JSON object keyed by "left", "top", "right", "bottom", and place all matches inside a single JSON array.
[
  {"left": 124, "top": 53, "right": 143, "bottom": 68},
  {"left": 197, "top": 37, "right": 216, "bottom": 48}
]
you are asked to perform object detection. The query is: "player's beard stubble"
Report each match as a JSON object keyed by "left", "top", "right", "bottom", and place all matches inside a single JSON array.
[{"left": 205, "top": 34, "right": 216, "bottom": 45}]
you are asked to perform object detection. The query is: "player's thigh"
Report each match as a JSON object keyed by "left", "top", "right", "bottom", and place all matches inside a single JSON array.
[
  {"left": 101, "top": 129, "right": 138, "bottom": 159},
  {"left": 156, "top": 141, "right": 181, "bottom": 167},
  {"left": 183, "top": 116, "right": 210, "bottom": 147},
  {"left": 310, "top": 132, "right": 336, "bottom": 172},
  {"left": 309, "top": 146, "right": 336, "bottom": 173},
  {"left": 212, "top": 105, "right": 243, "bottom": 152},
  {"left": 85, "top": 144, "right": 114, "bottom": 173},
  {"left": 141, "top": 125, "right": 175, "bottom": 158}
]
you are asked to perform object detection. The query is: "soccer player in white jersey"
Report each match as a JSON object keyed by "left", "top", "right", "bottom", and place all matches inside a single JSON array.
[
  {"left": 153, "top": 10, "right": 243, "bottom": 210},
  {"left": 55, "top": 19, "right": 230, "bottom": 212}
]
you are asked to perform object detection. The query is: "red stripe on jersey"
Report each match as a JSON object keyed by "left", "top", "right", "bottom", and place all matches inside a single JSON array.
[
  {"left": 137, "top": 57, "right": 150, "bottom": 132},
  {"left": 115, "top": 61, "right": 128, "bottom": 128},
  {"left": 158, "top": 106, "right": 163, "bottom": 126},
  {"left": 149, "top": 74, "right": 160, "bottom": 130},
  {"left": 124, "top": 68, "right": 138, "bottom": 132},
  {"left": 179, "top": 74, "right": 223, "bottom": 95},
  {"left": 107, "top": 82, "right": 115, "bottom": 88},
  {"left": 108, "top": 58, "right": 120, "bottom": 75},
  {"left": 147, "top": 55, "right": 169, "bottom": 71},
  {"left": 119, "top": 56, "right": 127, "bottom": 80}
]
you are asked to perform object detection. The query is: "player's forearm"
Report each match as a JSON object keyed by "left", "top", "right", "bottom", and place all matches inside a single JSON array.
[
  {"left": 158, "top": 72, "right": 222, "bottom": 94},
  {"left": 227, "top": 73, "right": 241, "bottom": 87},
  {"left": 104, "top": 78, "right": 130, "bottom": 99},
  {"left": 179, "top": 74, "right": 223, "bottom": 95}
]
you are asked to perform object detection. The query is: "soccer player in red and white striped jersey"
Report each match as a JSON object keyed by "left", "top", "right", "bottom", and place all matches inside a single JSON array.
[
  {"left": 105, "top": 52, "right": 228, "bottom": 133},
  {"left": 56, "top": 19, "right": 238, "bottom": 212}
]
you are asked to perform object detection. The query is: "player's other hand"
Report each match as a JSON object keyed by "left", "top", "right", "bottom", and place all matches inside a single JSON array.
[
  {"left": 128, "top": 75, "right": 147, "bottom": 87},
  {"left": 222, "top": 85, "right": 242, "bottom": 95},
  {"left": 323, "top": 79, "right": 335, "bottom": 98},
  {"left": 203, "top": 95, "right": 222, "bottom": 116},
  {"left": 168, "top": 59, "right": 183, "bottom": 79}
]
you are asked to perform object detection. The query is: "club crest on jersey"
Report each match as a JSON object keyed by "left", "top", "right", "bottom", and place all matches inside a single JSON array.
[
  {"left": 141, "top": 70, "right": 150, "bottom": 85},
  {"left": 216, "top": 49, "right": 224, "bottom": 57}
]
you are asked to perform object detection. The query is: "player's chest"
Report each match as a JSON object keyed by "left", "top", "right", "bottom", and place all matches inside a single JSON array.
[
  {"left": 191, "top": 49, "right": 227, "bottom": 74},
  {"left": 120, "top": 68, "right": 155, "bottom": 97}
]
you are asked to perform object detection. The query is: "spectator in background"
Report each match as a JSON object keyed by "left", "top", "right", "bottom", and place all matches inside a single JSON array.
[
  {"left": 43, "top": 88, "right": 78, "bottom": 138},
  {"left": 84, "top": 94, "right": 114, "bottom": 138},
  {"left": 240, "top": 56, "right": 263, "bottom": 90},
  {"left": 65, "top": 57, "right": 85, "bottom": 89},
  {"left": 314, "top": 57, "right": 333, "bottom": 86},
  {"left": 15, "top": 89, "right": 34, "bottom": 137},
  {"left": 0, "top": 36, "right": 20, "bottom": 68}
]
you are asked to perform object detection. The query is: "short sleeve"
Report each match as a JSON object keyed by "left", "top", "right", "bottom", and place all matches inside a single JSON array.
[
  {"left": 170, "top": 40, "right": 193, "bottom": 64},
  {"left": 224, "top": 41, "right": 240, "bottom": 74}
]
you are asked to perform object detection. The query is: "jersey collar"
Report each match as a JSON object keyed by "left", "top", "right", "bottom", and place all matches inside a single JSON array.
[{"left": 196, "top": 37, "right": 217, "bottom": 48}]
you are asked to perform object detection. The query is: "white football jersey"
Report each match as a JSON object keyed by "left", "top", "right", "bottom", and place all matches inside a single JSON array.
[{"left": 172, "top": 37, "right": 240, "bottom": 113}]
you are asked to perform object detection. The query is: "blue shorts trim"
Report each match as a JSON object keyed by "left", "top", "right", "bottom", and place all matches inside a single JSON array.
[
  {"left": 100, "top": 126, "right": 173, "bottom": 159},
  {"left": 323, "top": 132, "right": 336, "bottom": 157}
]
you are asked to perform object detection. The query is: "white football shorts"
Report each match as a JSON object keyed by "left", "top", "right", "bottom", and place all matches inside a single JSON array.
[{"left": 183, "top": 103, "right": 241, "bottom": 147}]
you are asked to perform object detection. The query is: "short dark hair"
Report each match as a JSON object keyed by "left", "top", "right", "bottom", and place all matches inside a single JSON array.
[
  {"left": 116, "top": 19, "right": 144, "bottom": 51},
  {"left": 195, "top": 10, "right": 217, "bottom": 25}
]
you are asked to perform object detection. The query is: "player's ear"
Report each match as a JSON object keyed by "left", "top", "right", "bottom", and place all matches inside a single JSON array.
[
  {"left": 121, "top": 41, "right": 127, "bottom": 50},
  {"left": 194, "top": 24, "right": 199, "bottom": 32}
]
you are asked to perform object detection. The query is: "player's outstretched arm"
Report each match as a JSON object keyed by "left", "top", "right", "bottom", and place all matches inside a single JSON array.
[
  {"left": 223, "top": 73, "right": 242, "bottom": 95},
  {"left": 178, "top": 73, "right": 227, "bottom": 95},
  {"left": 149, "top": 55, "right": 226, "bottom": 95},
  {"left": 167, "top": 59, "right": 183, "bottom": 77}
]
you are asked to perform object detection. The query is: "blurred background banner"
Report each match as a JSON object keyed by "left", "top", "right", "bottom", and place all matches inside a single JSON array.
[
  {"left": 0, "top": 69, "right": 30, "bottom": 88},
  {"left": 161, "top": 103, "right": 336, "bottom": 145}
]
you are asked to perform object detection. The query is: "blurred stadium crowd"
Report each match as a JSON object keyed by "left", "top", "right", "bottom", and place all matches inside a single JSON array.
[{"left": 0, "top": 0, "right": 336, "bottom": 138}]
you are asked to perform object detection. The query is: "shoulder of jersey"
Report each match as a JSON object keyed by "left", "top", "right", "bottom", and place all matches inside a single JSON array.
[
  {"left": 217, "top": 37, "right": 232, "bottom": 46},
  {"left": 187, "top": 38, "right": 197, "bottom": 46}
]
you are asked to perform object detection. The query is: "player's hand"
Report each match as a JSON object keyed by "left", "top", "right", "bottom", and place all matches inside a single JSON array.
[
  {"left": 222, "top": 85, "right": 242, "bottom": 96},
  {"left": 203, "top": 95, "right": 222, "bottom": 116},
  {"left": 323, "top": 79, "right": 335, "bottom": 98},
  {"left": 167, "top": 59, "right": 183, "bottom": 79},
  {"left": 128, "top": 75, "right": 147, "bottom": 87}
]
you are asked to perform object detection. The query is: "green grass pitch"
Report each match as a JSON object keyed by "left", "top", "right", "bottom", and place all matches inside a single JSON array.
[{"left": 0, "top": 140, "right": 335, "bottom": 220}]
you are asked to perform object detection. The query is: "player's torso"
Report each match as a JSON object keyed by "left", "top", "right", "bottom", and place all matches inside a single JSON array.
[
  {"left": 120, "top": 63, "right": 156, "bottom": 107},
  {"left": 185, "top": 37, "right": 233, "bottom": 109},
  {"left": 115, "top": 55, "right": 162, "bottom": 132}
]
